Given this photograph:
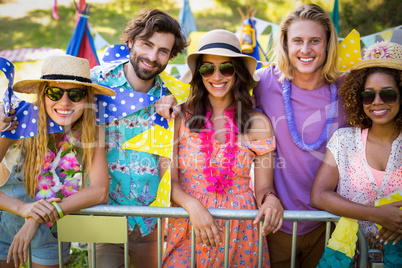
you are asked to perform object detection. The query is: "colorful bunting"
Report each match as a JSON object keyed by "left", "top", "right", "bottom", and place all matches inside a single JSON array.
[
  {"left": 317, "top": 217, "right": 359, "bottom": 268},
  {"left": 374, "top": 191, "right": 402, "bottom": 230},
  {"left": 0, "top": 57, "right": 63, "bottom": 140},
  {"left": 122, "top": 116, "right": 174, "bottom": 159},
  {"left": 338, "top": 29, "right": 362, "bottom": 72},
  {"left": 150, "top": 166, "right": 171, "bottom": 207},
  {"left": 94, "top": 86, "right": 158, "bottom": 124}
]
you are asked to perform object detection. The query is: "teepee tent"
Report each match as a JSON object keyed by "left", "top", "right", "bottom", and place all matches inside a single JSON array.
[{"left": 66, "top": 0, "right": 99, "bottom": 68}]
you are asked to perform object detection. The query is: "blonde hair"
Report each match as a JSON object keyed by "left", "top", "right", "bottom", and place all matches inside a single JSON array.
[
  {"left": 22, "top": 83, "right": 96, "bottom": 198},
  {"left": 273, "top": 4, "right": 339, "bottom": 83}
]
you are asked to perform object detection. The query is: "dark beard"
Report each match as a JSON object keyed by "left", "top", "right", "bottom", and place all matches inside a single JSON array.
[{"left": 130, "top": 50, "right": 166, "bottom": 81}]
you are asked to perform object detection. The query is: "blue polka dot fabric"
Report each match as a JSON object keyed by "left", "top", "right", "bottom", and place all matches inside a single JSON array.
[{"left": 0, "top": 57, "right": 63, "bottom": 140}]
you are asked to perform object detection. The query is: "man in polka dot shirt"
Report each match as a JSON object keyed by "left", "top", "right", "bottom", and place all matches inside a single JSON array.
[
  {"left": 87, "top": 8, "right": 188, "bottom": 268},
  {"left": 252, "top": 4, "right": 348, "bottom": 267}
]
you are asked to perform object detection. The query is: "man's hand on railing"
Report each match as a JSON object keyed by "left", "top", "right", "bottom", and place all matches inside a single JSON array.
[
  {"left": 253, "top": 193, "right": 283, "bottom": 235},
  {"left": 7, "top": 218, "right": 40, "bottom": 268}
]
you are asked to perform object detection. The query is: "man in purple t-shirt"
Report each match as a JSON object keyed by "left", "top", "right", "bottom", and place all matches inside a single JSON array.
[{"left": 253, "top": 4, "right": 347, "bottom": 267}]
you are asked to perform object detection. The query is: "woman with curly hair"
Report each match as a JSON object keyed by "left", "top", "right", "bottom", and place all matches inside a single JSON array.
[
  {"left": 162, "top": 29, "right": 283, "bottom": 267},
  {"left": 311, "top": 41, "right": 402, "bottom": 265},
  {"left": 0, "top": 54, "right": 114, "bottom": 268}
]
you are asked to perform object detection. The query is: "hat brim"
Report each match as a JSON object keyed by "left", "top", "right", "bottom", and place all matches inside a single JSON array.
[
  {"left": 180, "top": 49, "right": 260, "bottom": 84},
  {"left": 351, "top": 58, "right": 402, "bottom": 71},
  {"left": 13, "top": 79, "right": 116, "bottom": 97}
]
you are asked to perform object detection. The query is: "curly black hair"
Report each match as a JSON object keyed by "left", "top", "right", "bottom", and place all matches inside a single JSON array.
[{"left": 339, "top": 67, "right": 402, "bottom": 129}]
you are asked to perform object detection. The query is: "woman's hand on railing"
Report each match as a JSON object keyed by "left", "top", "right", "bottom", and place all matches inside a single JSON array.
[
  {"left": 253, "top": 194, "right": 283, "bottom": 235},
  {"left": 7, "top": 218, "right": 40, "bottom": 268},
  {"left": 187, "top": 200, "right": 223, "bottom": 248},
  {"left": 19, "top": 198, "right": 61, "bottom": 223}
]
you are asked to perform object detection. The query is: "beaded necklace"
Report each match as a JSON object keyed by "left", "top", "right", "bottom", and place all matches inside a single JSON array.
[
  {"left": 199, "top": 107, "right": 239, "bottom": 194},
  {"left": 282, "top": 79, "right": 337, "bottom": 151}
]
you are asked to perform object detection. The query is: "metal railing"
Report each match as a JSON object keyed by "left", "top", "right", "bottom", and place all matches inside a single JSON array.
[{"left": 23, "top": 205, "right": 369, "bottom": 268}]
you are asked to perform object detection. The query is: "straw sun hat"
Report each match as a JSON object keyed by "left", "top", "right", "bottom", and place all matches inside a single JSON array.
[
  {"left": 180, "top": 29, "right": 260, "bottom": 84},
  {"left": 351, "top": 41, "right": 402, "bottom": 71},
  {"left": 13, "top": 54, "right": 115, "bottom": 96}
]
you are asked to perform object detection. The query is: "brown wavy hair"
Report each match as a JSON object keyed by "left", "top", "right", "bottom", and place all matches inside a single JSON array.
[
  {"left": 120, "top": 8, "right": 188, "bottom": 60},
  {"left": 339, "top": 67, "right": 402, "bottom": 129},
  {"left": 21, "top": 83, "right": 96, "bottom": 198},
  {"left": 273, "top": 4, "right": 339, "bottom": 83},
  {"left": 184, "top": 57, "right": 255, "bottom": 134}
]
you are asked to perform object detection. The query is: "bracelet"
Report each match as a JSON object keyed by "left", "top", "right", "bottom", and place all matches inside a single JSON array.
[
  {"left": 51, "top": 202, "right": 64, "bottom": 219},
  {"left": 261, "top": 191, "right": 277, "bottom": 206}
]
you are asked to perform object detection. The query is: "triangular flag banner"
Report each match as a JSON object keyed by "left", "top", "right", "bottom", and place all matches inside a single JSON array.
[
  {"left": 331, "top": 0, "right": 340, "bottom": 35},
  {"left": 122, "top": 117, "right": 174, "bottom": 159},
  {"left": 150, "top": 166, "right": 171, "bottom": 207},
  {"left": 361, "top": 34, "right": 376, "bottom": 48},
  {"left": 317, "top": 217, "right": 359, "bottom": 268},
  {"left": 159, "top": 71, "right": 190, "bottom": 105},
  {"left": 0, "top": 57, "right": 63, "bottom": 140},
  {"left": 390, "top": 28, "right": 402, "bottom": 45},
  {"left": 374, "top": 191, "right": 402, "bottom": 230},
  {"left": 95, "top": 86, "right": 158, "bottom": 124},
  {"left": 338, "top": 29, "right": 361, "bottom": 72},
  {"left": 380, "top": 29, "right": 394, "bottom": 42}
]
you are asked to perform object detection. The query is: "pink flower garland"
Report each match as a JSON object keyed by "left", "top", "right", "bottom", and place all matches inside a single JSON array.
[
  {"left": 199, "top": 107, "right": 239, "bottom": 194},
  {"left": 35, "top": 132, "right": 82, "bottom": 201}
]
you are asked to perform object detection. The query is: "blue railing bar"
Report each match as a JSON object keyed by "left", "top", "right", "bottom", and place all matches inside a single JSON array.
[
  {"left": 157, "top": 218, "right": 162, "bottom": 268},
  {"left": 190, "top": 225, "right": 195, "bottom": 268},
  {"left": 224, "top": 219, "right": 230, "bottom": 267},
  {"left": 73, "top": 205, "right": 341, "bottom": 222},
  {"left": 291, "top": 221, "right": 298, "bottom": 268},
  {"left": 258, "top": 221, "right": 263, "bottom": 268}
]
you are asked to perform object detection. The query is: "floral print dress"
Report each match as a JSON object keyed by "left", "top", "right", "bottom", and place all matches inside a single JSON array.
[{"left": 163, "top": 120, "right": 276, "bottom": 268}]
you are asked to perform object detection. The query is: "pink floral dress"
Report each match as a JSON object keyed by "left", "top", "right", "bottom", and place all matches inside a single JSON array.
[{"left": 162, "top": 120, "right": 276, "bottom": 268}]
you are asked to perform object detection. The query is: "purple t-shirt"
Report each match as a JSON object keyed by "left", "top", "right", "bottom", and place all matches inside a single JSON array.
[{"left": 254, "top": 65, "right": 347, "bottom": 235}]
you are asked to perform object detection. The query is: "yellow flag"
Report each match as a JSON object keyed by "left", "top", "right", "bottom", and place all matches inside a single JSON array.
[
  {"left": 159, "top": 71, "right": 191, "bottom": 105},
  {"left": 150, "top": 166, "right": 171, "bottom": 207},
  {"left": 338, "top": 29, "right": 361, "bottom": 72},
  {"left": 122, "top": 118, "right": 174, "bottom": 159}
]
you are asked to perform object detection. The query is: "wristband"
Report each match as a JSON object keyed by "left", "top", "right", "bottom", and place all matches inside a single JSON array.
[
  {"left": 261, "top": 191, "right": 277, "bottom": 206},
  {"left": 51, "top": 202, "right": 64, "bottom": 219}
]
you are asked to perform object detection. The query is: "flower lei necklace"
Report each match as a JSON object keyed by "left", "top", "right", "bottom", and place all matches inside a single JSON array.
[
  {"left": 35, "top": 131, "right": 83, "bottom": 202},
  {"left": 199, "top": 107, "right": 239, "bottom": 194},
  {"left": 282, "top": 79, "right": 338, "bottom": 151}
]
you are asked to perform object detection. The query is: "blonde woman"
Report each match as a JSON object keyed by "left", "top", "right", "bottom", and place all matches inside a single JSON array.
[{"left": 0, "top": 54, "right": 114, "bottom": 268}]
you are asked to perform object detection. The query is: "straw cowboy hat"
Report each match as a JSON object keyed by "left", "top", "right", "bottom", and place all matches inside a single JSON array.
[
  {"left": 352, "top": 41, "right": 402, "bottom": 71},
  {"left": 13, "top": 54, "right": 115, "bottom": 96},
  {"left": 180, "top": 29, "right": 260, "bottom": 84}
]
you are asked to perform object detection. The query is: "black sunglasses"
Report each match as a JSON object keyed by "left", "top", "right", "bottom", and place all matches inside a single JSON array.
[
  {"left": 45, "top": 87, "right": 87, "bottom": 102},
  {"left": 360, "top": 90, "right": 399, "bottom": 105},
  {"left": 199, "top": 63, "right": 235, "bottom": 78}
]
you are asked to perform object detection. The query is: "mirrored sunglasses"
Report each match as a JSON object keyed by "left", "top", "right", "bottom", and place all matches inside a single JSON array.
[
  {"left": 45, "top": 87, "right": 87, "bottom": 102},
  {"left": 360, "top": 90, "right": 399, "bottom": 105},
  {"left": 199, "top": 63, "right": 235, "bottom": 78}
]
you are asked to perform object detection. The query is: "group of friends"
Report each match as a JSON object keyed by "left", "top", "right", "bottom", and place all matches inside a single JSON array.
[{"left": 0, "top": 3, "right": 401, "bottom": 268}]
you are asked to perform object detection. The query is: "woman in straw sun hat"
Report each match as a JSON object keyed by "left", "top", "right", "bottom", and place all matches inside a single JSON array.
[
  {"left": 311, "top": 41, "right": 402, "bottom": 265},
  {"left": 0, "top": 54, "right": 115, "bottom": 267},
  {"left": 162, "top": 29, "right": 283, "bottom": 267}
]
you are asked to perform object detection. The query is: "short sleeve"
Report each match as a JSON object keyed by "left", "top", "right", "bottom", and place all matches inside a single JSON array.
[{"left": 243, "top": 137, "right": 276, "bottom": 155}]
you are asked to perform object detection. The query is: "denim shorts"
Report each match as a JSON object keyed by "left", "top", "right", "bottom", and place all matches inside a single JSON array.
[{"left": 0, "top": 211, "right": 71, "bottom": 265}]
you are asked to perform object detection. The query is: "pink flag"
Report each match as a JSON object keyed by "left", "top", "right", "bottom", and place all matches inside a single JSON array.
[{"left": 52, "top": 0, "right": 59, "bottom": 20}]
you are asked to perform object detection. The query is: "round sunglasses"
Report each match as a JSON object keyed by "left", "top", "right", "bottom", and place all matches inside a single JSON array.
[
  {"left": 45, "top": 87, "right": 87, "bottom": 102},
  {"left": 360, "top": 90, "right": 399, "bottom": 105},
  {"left": 199, "top": 63, "right": 235, "bottom": 78}
]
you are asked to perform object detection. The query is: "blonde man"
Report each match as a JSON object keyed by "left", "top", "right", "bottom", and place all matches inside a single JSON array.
[{"left": 253, "top": 4, "right": 348, "bottom": 267}]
